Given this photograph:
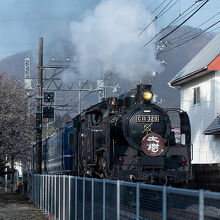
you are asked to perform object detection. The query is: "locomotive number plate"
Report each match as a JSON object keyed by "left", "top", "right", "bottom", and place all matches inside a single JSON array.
[{"left": 136, "top": 115, "right": 159, "bottom": 123}]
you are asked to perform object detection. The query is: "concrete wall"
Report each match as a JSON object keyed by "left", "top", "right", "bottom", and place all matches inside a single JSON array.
[{"left": 180, "top": 71, "right": 220, "bottom": 163}]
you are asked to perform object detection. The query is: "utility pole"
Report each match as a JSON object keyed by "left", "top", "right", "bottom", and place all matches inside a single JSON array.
[{"left": 35, "top": 37, "right": 43, "bottom": 174}]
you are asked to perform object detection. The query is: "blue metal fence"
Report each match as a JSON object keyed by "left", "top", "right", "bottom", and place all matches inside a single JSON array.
[{"left": 28, "top": 174, "right": 220, "bottom": 220}]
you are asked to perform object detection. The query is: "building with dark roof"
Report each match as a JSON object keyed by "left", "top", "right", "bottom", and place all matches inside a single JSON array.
[
  {"left": 204, "top": 116, "right": 220, "bottom": 135},
  {"left": 170, "top": 33, "right": 220, "bottom": 164}
]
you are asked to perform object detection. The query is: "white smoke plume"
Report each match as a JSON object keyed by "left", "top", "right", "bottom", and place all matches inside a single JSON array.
[{"left": 69, "top": 0, "right": 162, "bottom": 82}]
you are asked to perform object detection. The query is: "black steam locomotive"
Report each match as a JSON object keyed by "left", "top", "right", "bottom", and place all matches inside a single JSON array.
[{"left": 71, "top": 84, "right": 192, "bottom": 184}]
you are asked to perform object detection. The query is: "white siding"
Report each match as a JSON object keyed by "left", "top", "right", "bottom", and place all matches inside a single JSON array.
[
  {"left": 215, "top": 70, "right": 220, "bottom": 116},
  {"left": 180, "top": 72, "right": 220, "bottom": 163}
]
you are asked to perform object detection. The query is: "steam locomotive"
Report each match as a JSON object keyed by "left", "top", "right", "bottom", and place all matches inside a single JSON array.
[{"left": 37, "top": 84, "right": 192, "bottom": 185}]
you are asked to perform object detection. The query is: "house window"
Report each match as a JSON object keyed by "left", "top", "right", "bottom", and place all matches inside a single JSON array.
[{"left": 193, "top": 87, "right": 200, "bottom": 105}]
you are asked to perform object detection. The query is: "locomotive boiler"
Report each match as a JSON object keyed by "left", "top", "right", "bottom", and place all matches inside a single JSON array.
[{"left": 72, "top": 84, "right": 192, "bottom": 184}]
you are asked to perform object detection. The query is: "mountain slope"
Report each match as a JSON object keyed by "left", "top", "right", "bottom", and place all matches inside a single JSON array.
[{"left": 0, "top": 26, "right": 215, "bottom": 111}]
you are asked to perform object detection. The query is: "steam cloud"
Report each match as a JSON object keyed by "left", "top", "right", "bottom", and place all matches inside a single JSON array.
[{"left": 69, "top": 0, "right": 162, "bottom": 82}]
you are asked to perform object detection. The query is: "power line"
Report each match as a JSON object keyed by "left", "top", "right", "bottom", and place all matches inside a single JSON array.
[
  {"left": 143, "top": 0, "right": 209, "bottom": 48},
  {"left": 158, "top": 0, "right": 180, "bottom": 20},
  {"left": 204, "top": 25, "right": 220, "bottom": 33},
  {"left": 141, "top": 1, "right": 199, "bottom": 47},
  {"left": 162, "top": 1, "right": 200, "bottom": 34},
  {"left": 70, "top": 80, "right": 89, "bottom": 102},
  {"left": 167, "top": 10, "right": 220, "bottom": 43},
  {"left": 80, "top": 73, "right": 112, "bottom": 103},
  {"left": 158, "top": 0, "right": 209, "bottom": 42},
  {"left": 168, "top": 1, "right": 203, "bottom": 27},
  {"left": 145, "top": 0, "right": 162, "bottom": 11},
  {"left": 139, "top": 0, "right": 175, "bottom": 36},
  {"left": 158, "top": 19, "right": 220, "bottom": 54},
  {"left": 151, "top": 0, "right": 168, "bottom": 14},
  {"left": 28, "top": 67, "right": 71, "bottom": 99},
  {"left": 72, "top": 73, "right": 113, "bottom": 113}
]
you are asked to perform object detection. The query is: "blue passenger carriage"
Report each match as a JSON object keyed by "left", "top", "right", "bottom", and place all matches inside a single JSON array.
[{"left": 46, "top": 122, "right": 74, "bottom": 175}]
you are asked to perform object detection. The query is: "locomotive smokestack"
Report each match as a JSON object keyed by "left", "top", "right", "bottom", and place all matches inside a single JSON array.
[{"left": 136, "top": 84, "right": 152, "bottom": 103}]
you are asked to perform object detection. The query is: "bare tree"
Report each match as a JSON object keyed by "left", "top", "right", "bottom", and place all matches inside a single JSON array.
[{"left": 0, "top": 73, "right": 33, "bottom": 176}]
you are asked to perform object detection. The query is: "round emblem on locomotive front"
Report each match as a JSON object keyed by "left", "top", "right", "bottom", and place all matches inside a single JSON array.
[{"left": 142, "top": 133, "right": 164, "bottom": 156}]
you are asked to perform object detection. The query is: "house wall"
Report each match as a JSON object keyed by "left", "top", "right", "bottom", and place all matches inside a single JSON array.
[
  {"left": 215, "top": 70, "right": 220, "bottom": 115},
  {"left": 180, "top": 71, "right": 220, "bottom": 163}
]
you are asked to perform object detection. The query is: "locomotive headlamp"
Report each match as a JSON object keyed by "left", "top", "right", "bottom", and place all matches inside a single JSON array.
[{"left": 143, "top": 91, "right": 153, "bottom": 101}]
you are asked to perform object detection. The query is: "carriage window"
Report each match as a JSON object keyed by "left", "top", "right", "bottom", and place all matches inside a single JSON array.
[
  {"left": 69, "top": 132, "right": 74, "bottom": 149},
  {"left": 193, "top": 87, "right": 200, "bottom": 105}
]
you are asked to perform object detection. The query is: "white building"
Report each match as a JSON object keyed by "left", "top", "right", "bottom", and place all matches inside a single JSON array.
[{"left": 170, "top": 33, "right": 220, "bottom": 164}]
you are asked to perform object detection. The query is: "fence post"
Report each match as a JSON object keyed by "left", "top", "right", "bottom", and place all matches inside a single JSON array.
[
  {"left": 54, "top": 175, "right": 57, "bottom": 219},
  {"left": 199, "top": 189, "right": 204, "bottom": 220},
  {"left": 136, "top": 182, "right": 140, "bottom": 220},
  {"left": 63, "top": 176, "right": 65, "bottom": 220},
  {"left": 36, "top": 175, "right": 37, "bottom": 206},
  {"left": 69, "top": 176, "right": 71, "bottom": 220},
  {"left": 38, "top": 175, "right": 40, "bottom": 207},
  {"left": 59, "top": 175, "right": 61, "bottom": 220},
  {"left": 32, "top": 174, "right": 33, "bottom": 201},
  {"left": 41, "top": 175, "right": 43, "bottom": 210},
  {"left": 35, "top": 175, "right": 37, "bottom": 206},
  {"left": 75, "top": 177, "right": 78, "bottom": 220},
  {"left": 32, "top": 175, "right": 34, "bottom": 203},
  {"left": 117, "top": 180, "right": 120, "bottom": 220},
  {"left": 45, "top": 175, "right": 48, "bottom": 214},
  {"left": 91, "top": 178, "right": 94, "bottom": 220},
  {"left": 103, "top": 179, "right": 106, "bottom": 220},
  {"left": 51, "top": 175, "right": 53, "bottom": 216},
  {"left": 40, "top": 175, "right": 42, "bottom": 209},
  {"left": 43, "top": 175, "right": 45, "bottom": 211},
  {"left": 83, "top": 178, "right": 85, "bottom": 220},
  {"left": 34, "top": 175, "right": 36, "bottom": 202},
  {"left": 163, "top": 185, "right": 167, "bottom": 220},
  {"left": 48, "top": 175, "right": 50, "bottom": 215},
  {"left": 35, "top": 175, "right": 36, "bottom": 204}
]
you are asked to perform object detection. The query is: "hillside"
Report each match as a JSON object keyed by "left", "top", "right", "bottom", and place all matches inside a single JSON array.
[{"left": 0, "top": 26, "right": 215, "bottom": 111}]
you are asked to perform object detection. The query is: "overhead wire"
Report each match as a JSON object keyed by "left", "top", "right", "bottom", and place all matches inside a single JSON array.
[
  {"left": 80, "top": 73, "right": 112, "bottom": 103},
  {"left": 139, "top": 0, "right": 202, "bottom": 39},
  {"left": 158, "top": 19, "right": 220, "bottom": 54},
  {"left": 28, "top": 67, "right": 71, "bottom": 99},
  {"left": 139, "top": 0, "right": 175, "bottom": 36},
  {"left": 163, "top": 0, "right": 199, "bottom": 28},
  {"left": 168, "top": 1, "right": 204, "bottom": 27},
  {"left": 68, "top": 80, "right": 89, "bottom": 106},
  {"left": 143, "top": 0, "right": 209, "bottom": 48},
  {"left": 150, "top": 0, "right": 168, "bottom": 14},
  {"left": 145, "top": 0, "right": 162, "bottom": 12},
  {"left": 158, "top": 0, "right": 210, "bottom": 42},
  {"left": 141, "top": 0, "right": 199, "bottom": 48},
  {"left": 167, "top": 10, "right": 220, "bottom": 44},
  {"left": 71, "top": 72, "right": 113, "bottom": 113}
]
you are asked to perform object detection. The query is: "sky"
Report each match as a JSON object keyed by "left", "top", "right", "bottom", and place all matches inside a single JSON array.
[{"left": 0, "top": 0, "right": 219, "bottom": 61}]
